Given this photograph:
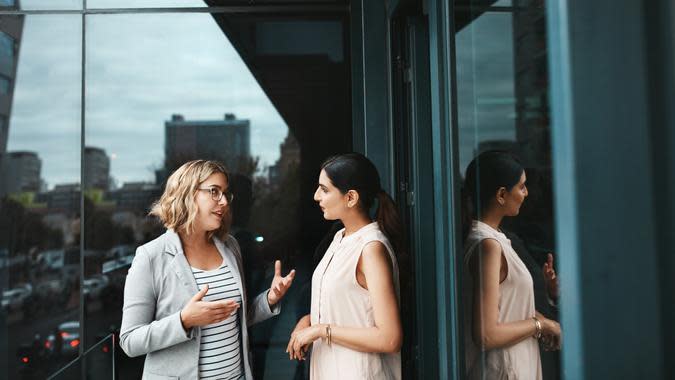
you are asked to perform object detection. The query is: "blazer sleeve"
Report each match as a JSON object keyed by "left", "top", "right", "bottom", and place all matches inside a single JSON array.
[
  {"left": 119, "top": 246, "right": 194, "bottom": 357},
  {"left": 225, "top": 235, "right": 280, "bottom": 326}
]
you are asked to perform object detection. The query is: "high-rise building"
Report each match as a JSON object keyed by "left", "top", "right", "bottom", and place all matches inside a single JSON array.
[
  {"left": 164, "top": 113, "right": 251, "bottom": 174},
  {"left": 268, "top": 132, "right": 300, "bottom": 185},
  {"left": 0, "top": 151, "right": 40, "bottom": 195},
  {"left": 0, "top": 8, "right": 24, "bottom": 156},
  {"left": 84, "top": 146, "right": 111, "bottom": 190}
]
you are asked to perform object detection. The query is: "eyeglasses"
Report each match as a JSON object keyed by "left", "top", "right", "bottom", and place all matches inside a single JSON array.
[{"left": 198, "top": 187, "right": 234, "bottom": 203}]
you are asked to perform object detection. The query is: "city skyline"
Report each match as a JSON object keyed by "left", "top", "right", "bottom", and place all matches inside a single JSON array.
[{"left": 5, "top": 13, "right": 288, "bottom": 188}]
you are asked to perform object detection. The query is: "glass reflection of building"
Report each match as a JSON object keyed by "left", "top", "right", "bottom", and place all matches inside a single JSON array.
[{"left": 164, "top": 113, "right": 251, "bottom": 174}]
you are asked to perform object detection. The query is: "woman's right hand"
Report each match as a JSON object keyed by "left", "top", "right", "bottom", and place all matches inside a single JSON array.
[{"left": 180, "top": 285, "right": 240, "bottom": 330}]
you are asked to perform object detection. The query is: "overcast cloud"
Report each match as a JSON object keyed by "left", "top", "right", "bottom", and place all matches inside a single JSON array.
[{"left": 7, "top": 12, "right": 287, "bottom": 188}]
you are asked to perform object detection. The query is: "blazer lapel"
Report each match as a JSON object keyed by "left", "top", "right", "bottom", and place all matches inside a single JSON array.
[
  {"left": 164, "top": 229, "right": 200, "bottom": 294},
  {"left": 214, "top": 237, "right": 246, "bottom": 302}
]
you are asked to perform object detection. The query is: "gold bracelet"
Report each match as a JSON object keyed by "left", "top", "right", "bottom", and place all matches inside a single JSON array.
[
  {"left": 326, "top": 324, "right": 332, "bottom": 346},
  {"left": 532, "top": 317, "right": 542, "bottom": 339}
]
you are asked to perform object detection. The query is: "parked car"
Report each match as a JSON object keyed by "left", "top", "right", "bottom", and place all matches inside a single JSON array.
[
  {"left": 46, "top": 321, "right": 80, "bottom": 359},
  {"left": 83, "top": 274, "right": 110, "bottom": 299},
  {"left": 1, "top": 284, "right": 33, "bottom": 313}
]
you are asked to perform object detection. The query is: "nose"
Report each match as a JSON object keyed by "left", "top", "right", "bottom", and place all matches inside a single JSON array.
[
  {"left": 313, "top": 187, "right": 321, "bottom": 202},
  {"left": 218, "top": 193, "right": 228, "bottom": 206}
]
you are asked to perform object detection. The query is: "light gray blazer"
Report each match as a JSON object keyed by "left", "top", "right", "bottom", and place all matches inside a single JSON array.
[{"left": 120, "top": 229, "right": 279, "bottom": 380}]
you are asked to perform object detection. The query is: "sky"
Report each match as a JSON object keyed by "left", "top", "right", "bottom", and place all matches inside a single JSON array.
[{"left": 7, "top": 10, "right": 288, "bottom": 188}]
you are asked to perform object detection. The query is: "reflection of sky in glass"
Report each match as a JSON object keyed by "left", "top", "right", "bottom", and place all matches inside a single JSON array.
[
  {"left": 86, "top": 13, "right": 287, "bottom": 185},
  {"left": 8, "top": 15, "right": 82, "bottom": 188},
  {"left": 456, "top": 11, "right": 515, "bottom": 173},
  {"left": 7, "top": 13, "right": 286, "bottom": 188}
]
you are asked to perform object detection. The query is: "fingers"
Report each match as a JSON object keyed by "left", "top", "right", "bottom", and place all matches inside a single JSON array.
[
  {"left": 286, "top": 336, "right": 295, "bottom": 359},
  {"left": 191, "top": 284, "right": 209, "bottom": 302},
  {"left": 275, "top": 260, "right": 281, "bottom": 277}
]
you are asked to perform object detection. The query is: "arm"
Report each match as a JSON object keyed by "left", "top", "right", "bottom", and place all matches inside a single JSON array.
[
  {"left": 119, "top": 247, "right": 193, "bottom": 357},
  {"left": 248, "top": 289, "right": 281, "bottom": 326},
  {"left": 290, "top": 241, "right": 402, "bottom": 354},
  {"left": 471, "top": 239, "right": 539, "bottom": 350}
]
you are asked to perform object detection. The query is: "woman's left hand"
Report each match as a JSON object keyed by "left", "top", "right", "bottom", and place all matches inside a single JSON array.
[
  {"left": 543, "top": 253, "right": 559, "bottom": 300},
  {"left": 267, "top": 260, "right": 296, "bottom": 305},
  {"left": 289, "top": 324, "right": 324, "bottom": 359}
]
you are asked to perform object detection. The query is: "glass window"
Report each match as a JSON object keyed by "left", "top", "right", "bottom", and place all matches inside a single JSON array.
[
  {"left": 0, "top": 0, "right": 15, "bottom": 8},
  {"left": 0, "top": 14, "right": 82, "bottom": 379},
  {"left": 85, "top": 11, "right": 350, "bottom": 379},
  {"left": 0, "top": 76, "right": 10, "bottom": 94},
  {"left": 454, "top": 1, "right": 560, "bottom": 380},
  {"left": 0, "top": 32, "right": 15, "bottom": 74}
]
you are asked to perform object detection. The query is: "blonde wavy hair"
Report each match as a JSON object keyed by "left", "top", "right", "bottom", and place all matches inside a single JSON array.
[{"left": 150, "top": 160, "right": 230, "bottom": 238}]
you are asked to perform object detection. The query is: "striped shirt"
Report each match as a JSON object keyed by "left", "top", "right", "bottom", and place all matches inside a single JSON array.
[{"left": 192, "top": 261, "right": 244, "bottom": 380}]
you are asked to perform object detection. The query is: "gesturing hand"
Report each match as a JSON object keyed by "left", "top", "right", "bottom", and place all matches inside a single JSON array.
[
  {"left": 543, "top": 253, "right": 559, "bottom": 300},
  {"left": 267, "top": 260, "right": 296, "bottom": 306},
  {"left": 180, "top": 285, "right": 240, "bottom": 330}
]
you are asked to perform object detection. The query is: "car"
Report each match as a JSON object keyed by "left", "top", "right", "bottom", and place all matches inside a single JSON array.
[
  {"left": 46, "top": 321, "right": 80, "bottom": 359},
  {"left": 83, "top": 274, "right": 110, "bottom": 299},
  {"left": 1, "top": 284, "right": 33, "bottom": 313}
]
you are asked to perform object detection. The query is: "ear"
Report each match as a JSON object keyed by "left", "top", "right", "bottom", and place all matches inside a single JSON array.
[
  {"left": 346, "top": 190, "right": 360, "bottom": 208},
  {"left": 496, "top": 187, "right": 507, "bottom": 206}
]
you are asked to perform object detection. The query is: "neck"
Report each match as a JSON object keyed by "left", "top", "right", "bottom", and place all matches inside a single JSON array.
[
  {"left": 341, "top": 211, "right": 372, "bottom": 237},
  {"left": 178, "top": 228, "right": 211, "bottom": 250},
  {"left": 479, "top": 210, "right": 503, "bottom": 231}
]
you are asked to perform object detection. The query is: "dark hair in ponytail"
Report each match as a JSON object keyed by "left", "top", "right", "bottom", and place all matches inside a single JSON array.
[
  {"left": 461, "top": 151, "right": 524, "bottom": 241},
  {"left": 321, "top": 153, "right": 404, "bottom": 256}
]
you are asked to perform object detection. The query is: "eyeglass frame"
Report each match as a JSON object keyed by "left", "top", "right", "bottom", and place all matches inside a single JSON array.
[{"left": 198, "top": 187, "right": 234, "bottom": 203}]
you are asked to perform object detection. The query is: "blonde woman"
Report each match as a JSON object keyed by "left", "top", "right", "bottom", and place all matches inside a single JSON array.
[{"left": 120, "top": 160, "right": 295, "bottom": 380}]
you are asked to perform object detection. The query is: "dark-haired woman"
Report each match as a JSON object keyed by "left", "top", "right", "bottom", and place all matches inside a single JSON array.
[
  {"left": 286, "top": 153, "right": 403, "bottom": 380},
  {"left": 462, "top": 151, "right": 561, "bottom": 380}
]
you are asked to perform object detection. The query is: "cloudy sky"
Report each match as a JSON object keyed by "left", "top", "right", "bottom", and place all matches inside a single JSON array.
[{"left": 7, "top": 10, "right": 288, "bottom": 188}]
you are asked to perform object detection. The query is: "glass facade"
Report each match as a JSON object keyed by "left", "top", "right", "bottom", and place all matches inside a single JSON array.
[
  {"left": 0, "top": 14, "right": 82, "bottom": 379},
  {"left": 454, "top": 1, "right": 560, "bottom": 379},
  {"left": 0, "top": 4, "right": 351, "bottom": 379},
  {"left": 0, "top": 1, "right": 672, "bottom": 379}
]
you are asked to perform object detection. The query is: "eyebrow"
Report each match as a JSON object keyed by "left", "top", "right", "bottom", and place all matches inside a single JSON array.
[{"left": 203, "top": 184, "right": 224, "bottom": 190}]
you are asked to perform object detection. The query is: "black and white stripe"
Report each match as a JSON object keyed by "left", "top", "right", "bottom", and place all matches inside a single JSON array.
[{"left": 192, "top": 262, "right": 244, "bottom": 380}]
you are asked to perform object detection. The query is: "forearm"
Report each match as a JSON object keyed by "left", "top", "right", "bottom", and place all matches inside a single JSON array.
[
  {"left": 318, "top": 324, "right": 402, "bottom": 353},
  {"left": 476, "top": 318, "right": 537, "bottom": 351}
]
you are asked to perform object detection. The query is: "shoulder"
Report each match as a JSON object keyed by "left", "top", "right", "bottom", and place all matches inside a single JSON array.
[{"left": 136, "top": 232, "right": 172, "bottom": 259}]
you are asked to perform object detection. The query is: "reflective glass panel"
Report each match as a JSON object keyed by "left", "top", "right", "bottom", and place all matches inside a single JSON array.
[
  {"left": 455, "top": 1, "right": 561, "bottom": 379},
  {"left": 85, "top": 11, "right": 350, "bottom": 379},
  {"left": 0, "top": 14, "right": 82, "bottom": 379}
]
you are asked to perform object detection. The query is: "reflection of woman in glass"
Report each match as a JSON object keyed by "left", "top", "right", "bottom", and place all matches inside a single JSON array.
[
  {"left": 120, "top": 160, "right": 295, "bottom": 380},
  {"left": 286, "top": 153, "right": 403, "bottom": 380},
  {"left": 461, "top": 151, "right": 561, "bottom": 380}
]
